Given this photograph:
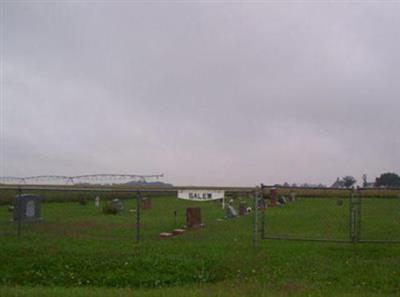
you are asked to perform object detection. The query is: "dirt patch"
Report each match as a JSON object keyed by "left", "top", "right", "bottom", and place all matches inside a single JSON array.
[{"left": 280, "top": 282, "right": 308, "bottom": 295}]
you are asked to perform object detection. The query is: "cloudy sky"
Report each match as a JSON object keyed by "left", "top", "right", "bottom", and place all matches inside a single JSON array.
[{"left": 0, "top": 1, "right": 399, "bottom": 186}]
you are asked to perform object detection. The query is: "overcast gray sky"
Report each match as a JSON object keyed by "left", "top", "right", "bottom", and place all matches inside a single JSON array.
[{"left": 0, "top": 1, "right": 399, "bottom": 186}]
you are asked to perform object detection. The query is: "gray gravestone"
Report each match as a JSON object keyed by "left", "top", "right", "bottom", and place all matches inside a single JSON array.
[
  {"left": 13, "top": 194, "right": 42, "bottom": 222},
  {"left": 109, "top": 199, "right": 124, "bottom": 211},
  {"left": 278, "top": 195, "right": 287, "bottom": 205}
]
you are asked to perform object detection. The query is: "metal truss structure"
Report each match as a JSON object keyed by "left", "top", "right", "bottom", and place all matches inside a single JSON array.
[{"left": 0, "top": 174, "right": 164, "bottom": 185}]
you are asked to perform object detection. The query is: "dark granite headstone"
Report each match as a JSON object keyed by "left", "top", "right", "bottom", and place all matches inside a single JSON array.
[
  {"left": 239, "top": 203, "right": 247, "bottom": 216},
  {"left": 13, "top": 195, "right": 42, "bottom": 222}
]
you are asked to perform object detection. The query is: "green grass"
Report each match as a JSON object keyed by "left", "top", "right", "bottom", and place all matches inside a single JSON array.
[
  {"left": 263, "top": 197, "right": 400, "bottom": 241},
  {"left": 1, "top": 282, "right": 399, "bottom": 297},
  {"left": 0, "top": 196, "right": 400, "bottom": 296}
]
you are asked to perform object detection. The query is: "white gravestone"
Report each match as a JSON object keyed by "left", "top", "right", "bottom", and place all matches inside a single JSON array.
[{"left": 26, "top": 200, "right": 35, "bottom": 218}]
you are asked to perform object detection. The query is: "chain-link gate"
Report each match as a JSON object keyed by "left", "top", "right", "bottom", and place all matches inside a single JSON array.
[
  {"left": 358, "top": 195, "right": 400, "bottom": 243},
  {"left": 258, "top": 187, "right": 400, "bottom": 244}
]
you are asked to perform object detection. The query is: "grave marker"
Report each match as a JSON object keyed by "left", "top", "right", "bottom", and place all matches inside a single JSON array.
[
  {"left": 141, "top": 197, "right": 152, "bottom": 210},
  {"left": 226, "top": 205, "right": 238, "bottom": 218},
  {"left": 239, "top": 203, "right": 247, "bottom": 216},
  {"left": 186, "top": 207, "right": 202, "bottom": 229},
  {"left": 13, "top": 194, "right": 42, "bottom": 222},
  {"left": 278, "top": 195, "right": 287, "bottom": 205},
  {"left": 270, "top": 188, "right": 278, "bottom": 206},
  {"left": 160, "top": 232, "right": 173, "bottom": 239},
  {"left": 172, "top": 229, "right": 185, "bottom": 235}
]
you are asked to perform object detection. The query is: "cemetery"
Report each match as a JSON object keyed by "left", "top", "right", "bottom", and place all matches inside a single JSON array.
[
  {"left": 0, "top": 187, "right": 399, "bottom": 297},
  {"left": 3, "top": 1, "right": 400, "bottom": 296}
]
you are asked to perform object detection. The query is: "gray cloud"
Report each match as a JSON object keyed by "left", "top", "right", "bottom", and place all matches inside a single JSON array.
[{"left": 1, "top": 2, "right": 399, "bottom": 186}]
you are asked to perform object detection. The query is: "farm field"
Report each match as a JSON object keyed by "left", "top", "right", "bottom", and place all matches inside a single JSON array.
[{"left": 0, "top": 195, "right": 399, "bottom": 296}]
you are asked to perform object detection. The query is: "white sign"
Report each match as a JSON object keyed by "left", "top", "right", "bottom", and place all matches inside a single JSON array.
[{"left": 177, "top": 189, "right": 225, "bottom": 201}]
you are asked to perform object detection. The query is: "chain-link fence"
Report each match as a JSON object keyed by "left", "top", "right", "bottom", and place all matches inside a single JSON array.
[
  {"left": 259, "top": 189, "right": 400, "bottom": 244},
  {"left": 359, "top": 196, "right": 400, "bottom": 243},
  {"left": 0, "top": 186, "right": 254, "bottom": 244},
  {"left": 2, "top": 185, "right": 399, "bottom": 245},
  {"left": 0, "top": 187, "right": 141, "bottom": 240},
  {"left": 0, "top": 186, "right": 259, "bottom": 288}
]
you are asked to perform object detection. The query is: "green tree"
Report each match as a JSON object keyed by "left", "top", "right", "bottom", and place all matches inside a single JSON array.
[
  {"left": 375, "top": 172, "right": 400, "bottom": 187},
  {"left": 342, "top": 176, "right": 356, "bottom": 188}
]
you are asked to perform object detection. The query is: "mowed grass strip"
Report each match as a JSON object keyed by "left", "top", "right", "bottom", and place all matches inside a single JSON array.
[{"left": 1, "top": 282, "right": 399, "bottom": 297}]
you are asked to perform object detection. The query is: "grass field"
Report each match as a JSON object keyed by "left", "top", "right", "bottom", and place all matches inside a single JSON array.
[
  {"left": 263, "top": 197, "right": 400, "bottom": 241},
  {"left": 0, "top": 195, "right": 399, "bottom": 296}
]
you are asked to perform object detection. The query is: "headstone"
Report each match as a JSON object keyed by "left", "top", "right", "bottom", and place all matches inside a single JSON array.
[
  {"left": 95, "top": 196, "right": 100, "bottom": 207},
  {"left": 160, "top": 232, "right": 173, "bottom": 239},
  {"left": 226, "top": 205, "right": 238, "bottom": 218},
  {"left": 78, "top": 195, "right": 87, "bottom": 206},
  {"left": 172, "top": 229, "right": 185, "bottom": 235},
  {"left": 186, "top": 207, "right": 202, "bottom": 229},
  {"left": 289, "top": 192, "right": 296, "bottom": 202},
  {"left": 141, "top": 197, "right": 152, "bottom": 210},
  {"left": 239, "top": 203, "right": 247, "bottom": 216},
  {"left": 13, "top": 195, "right": 42, "bottom": 222},
  {"left": 109, "top": 199, "right": 124, "bottom": 211},
  {"left": 278, "top": 195, "right": 287, "bottom": 204},
  {"left": 246, "top": 206, "right": 252, "bottom": 213},
  {"left": 270, "top": 188, "right": 278, "bottom": 206},
  {"left": 337, "top": 199, "right": 343, "bottom": 206}
]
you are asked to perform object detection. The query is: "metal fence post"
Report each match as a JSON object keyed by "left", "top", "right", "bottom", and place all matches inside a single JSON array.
[
  {"left": 253, "top": 191, "right": 258, "bottom": 247},
  {"left": 260, "top": 205, "right": 265, "bottom": 240},
  {"left": 357, "top": 190, "right": 361, "bottom": 242},
  {"left": 260, "top": 184, "right": 266, "bottom": 239},
  {"left": 136, "top": 191, "right": 141, "bottom": 243},
  {"left": 17, "top": 187, "right": 22, "bottom": 236},
  {"left": 349, "top": 190, "right": 360, "bottom": 243}
]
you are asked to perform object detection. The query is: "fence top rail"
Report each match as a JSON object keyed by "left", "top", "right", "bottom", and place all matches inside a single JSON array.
[
  {"left": 0, "top": 184, "right": 256, "bottom": 193},
  {"left": 260, "top": 185, "right": 400, "bottom": 191},
  {"left": 2, "top": 184, "right": 399, "bottom": 195}
]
